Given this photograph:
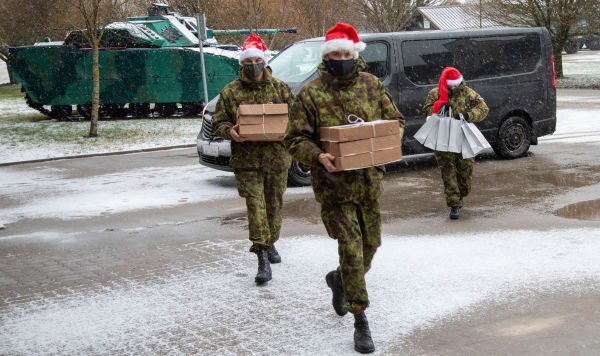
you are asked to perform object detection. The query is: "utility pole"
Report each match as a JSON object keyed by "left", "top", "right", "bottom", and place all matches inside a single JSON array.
[
  {"left": 195, "top": 13, "right": 209, "bottom": 106},
  {"left": 479, "top": 0, "right": 482, "bottom": 28}
]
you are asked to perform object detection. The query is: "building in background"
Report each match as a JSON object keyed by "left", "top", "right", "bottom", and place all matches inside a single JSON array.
[{"left": 402, "top": 6, "right": 503, "bottom": 31}]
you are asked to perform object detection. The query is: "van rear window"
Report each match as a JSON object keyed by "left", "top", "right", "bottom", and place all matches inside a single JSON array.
[{"left": 402, "top": 34, "right": 541, "bottom": 85}]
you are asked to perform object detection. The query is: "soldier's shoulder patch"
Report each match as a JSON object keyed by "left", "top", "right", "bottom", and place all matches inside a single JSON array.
[{"left": 476, "top": 96, "right": 484, "bottom": 100}]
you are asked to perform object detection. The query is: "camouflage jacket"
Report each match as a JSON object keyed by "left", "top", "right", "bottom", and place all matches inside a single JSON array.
[
  {"left": 285, "top": 57, "right": 405, "bottom": 205},
  {"left": 213, "top": 67, "right": 293, "bottom": 170},
  {"left": 422, "top": 82, "right": 489, "bottom": 122}
]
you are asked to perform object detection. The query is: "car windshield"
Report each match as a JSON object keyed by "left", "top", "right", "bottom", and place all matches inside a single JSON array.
[{"left": 269, "top": 40, "right": 323, "bottom": 83}]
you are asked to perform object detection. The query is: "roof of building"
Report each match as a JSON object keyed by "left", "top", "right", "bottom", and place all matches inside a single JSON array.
[{"left": 416, "top": 6, "right": 503, "bottom": 30}]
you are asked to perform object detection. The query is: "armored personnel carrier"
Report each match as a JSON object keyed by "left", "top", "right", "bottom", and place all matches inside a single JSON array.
[{"left": 7, "top": 3, "right": 295, "bottom": 119}]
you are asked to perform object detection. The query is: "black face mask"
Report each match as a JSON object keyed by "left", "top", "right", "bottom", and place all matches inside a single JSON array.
[
  {"left": 325, "top": 58, "right": 355, "bottom": 77},
  {"left": 243, "top": 63, "right": 265, "bottom": 79},
  {"left": 448, "top": 86, "right": 460, "bottom": 97}
]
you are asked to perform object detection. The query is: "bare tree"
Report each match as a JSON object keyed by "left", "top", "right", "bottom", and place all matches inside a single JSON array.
[
  {"left": 290, "top": 0, "right": 357, "bottom": 38},
  {"left": 480, "top": 0, "right": 596, "bottom": 78},
  {"left": 0, "top": 0, "right": 68, "bottom": 82},
  {"left": 350, "top": 0, "right": 448, "bottom": 32},
  {"left": 66, "top": 0, "right": 127, "bottom": 137}
]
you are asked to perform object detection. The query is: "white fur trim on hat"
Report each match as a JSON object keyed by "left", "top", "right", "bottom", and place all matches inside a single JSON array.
[
  {"left": 238, "top": 47, "right": 269, "bottom": 64},
  {"left": 446, "top": 75, "right": 463, "bottom": 86},
  {"left": 321, "top": 38, "right": 366, "bottom": 58}
]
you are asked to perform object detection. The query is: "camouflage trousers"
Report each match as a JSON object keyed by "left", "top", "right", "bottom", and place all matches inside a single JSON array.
[
  {"left": 434, "top": 151, "right": 474, "bottom": 207},
  {"left": 321, "top": 199, "right": 381, "bottom": 315},
  {"left": 234, "top": 167, "right": 288, "bottom": 252}
]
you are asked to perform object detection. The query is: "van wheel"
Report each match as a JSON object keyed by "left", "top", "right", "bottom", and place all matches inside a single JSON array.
[
  {"left": 287, "top": 159, "right": 311, "bottom": 186},
  {"left": 494, "top": 116, "right": 531, "bottom": 159}
]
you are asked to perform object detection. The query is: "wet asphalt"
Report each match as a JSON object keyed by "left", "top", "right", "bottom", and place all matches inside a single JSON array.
[{"left": 1, "top": 89, "right": 600, "bottom": 354}]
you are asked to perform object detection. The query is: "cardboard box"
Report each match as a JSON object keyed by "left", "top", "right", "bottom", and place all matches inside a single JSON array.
[
  {"left": 237, "top": 103, "right": 288, "bottom": 141},
  {"left": 333, "top": 146, "right": 403, "bottom": 171},
  {"left": 323, "top": 135, "right": 400, "bottom": 157},
  {"left": 319, "top": 120, "right": 399, "bottom": 142}
]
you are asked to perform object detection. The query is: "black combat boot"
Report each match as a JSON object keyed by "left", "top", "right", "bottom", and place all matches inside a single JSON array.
[
  {"left": 267, "top": 244, "right": 281, "bottom": 264},
  {"left": 255, "top": 247, "right": 272, "bottom": 285},
  {"left": 353, "top": 312, "right": 375, "bottom": 353},
  {"left": 325, "top": 270, "right": 347, "bottom": 316},
  {"left": 449, "top": 206, "right": 460, "bottom": 219}
]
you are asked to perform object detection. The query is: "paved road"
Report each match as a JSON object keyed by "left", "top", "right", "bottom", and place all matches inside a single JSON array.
[{"left": 1, "top": 91, "right": 600, "bottom": 355}]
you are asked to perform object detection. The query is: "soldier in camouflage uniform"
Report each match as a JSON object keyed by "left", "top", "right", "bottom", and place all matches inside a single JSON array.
[
  {"left": 213, "top": 34, "right": 293, "bottom": 285},
  {"left": 422, "top": 67, "right": 489, "bottom": 219},
  {"left": 285, "top": 23, "right": 405, "bottom": 354}
]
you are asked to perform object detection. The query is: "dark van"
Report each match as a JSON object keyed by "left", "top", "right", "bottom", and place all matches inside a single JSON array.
[{"left": 197, "top": 27, "right": 556, "bottom": 186}]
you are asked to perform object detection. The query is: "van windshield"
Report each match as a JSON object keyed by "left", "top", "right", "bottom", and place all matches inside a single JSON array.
[{"left": 270, "top": 40, "right": 323, "bottom": 83}]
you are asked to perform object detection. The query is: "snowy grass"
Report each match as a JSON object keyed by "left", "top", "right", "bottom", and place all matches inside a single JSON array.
[
  {"left": 0, "top": 85, "right": 202, "bottom": 164},
  {"left": 558, "top": 50, "right": 600, "bottom": 89}
]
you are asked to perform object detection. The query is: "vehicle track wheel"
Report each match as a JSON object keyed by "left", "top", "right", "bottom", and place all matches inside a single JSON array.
[
  {"left": 77, "top": 104, "right": 92, "bottom": 119},
  {"left": 156, "top": 103, "right": 177, "bottom": 117},
  {"left": 105, "top": 104, "right": 126, "bottom": 118},
  {"left": 130, "top": 103, "right": 150, "bottom": 118},
  {"left": 50, "top": 105, "right": 72, "bottom": 120},
  {"left": 182, "top": 102, "right": 202, "bottom": 116},
  {"left": 493, "top": 116, "right": 531, "bottom": 159},
  {"left": 287, "top": 159, "right": 312, "bottom": 186}
]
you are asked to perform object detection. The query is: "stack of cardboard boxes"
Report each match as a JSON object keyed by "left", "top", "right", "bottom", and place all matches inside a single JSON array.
[
  {"left": 320, "top": 120, "right": 402, "bottom": 171},
  {"left": 237, "top": 103, "right": 288, "bottom": 141}
]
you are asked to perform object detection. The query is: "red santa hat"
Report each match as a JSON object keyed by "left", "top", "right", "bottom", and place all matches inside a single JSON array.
[
  {"left": 238, "top": 34, "right": 270, "bottom": 64},
  {"left": 432, "top": 67, "right": 464, "bottom": 114},
  {"left": 321, "top": 23, "right": 366, "bottom": 58}
]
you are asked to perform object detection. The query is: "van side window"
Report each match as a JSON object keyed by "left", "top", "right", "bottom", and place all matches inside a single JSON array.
[
  {"left": 362, "top": 42, "right": 389, "bottom": 79},
  {"left": 402, "top": 34, "right": 541, "bottom": 85}
]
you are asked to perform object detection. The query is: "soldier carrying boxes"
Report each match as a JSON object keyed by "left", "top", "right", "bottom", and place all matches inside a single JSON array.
[
  {"left": 285, "top": 23, "right": 405, "bottom": 354},
  {"left": 213, "top": 34, "right": 293, "bottom": 285}
]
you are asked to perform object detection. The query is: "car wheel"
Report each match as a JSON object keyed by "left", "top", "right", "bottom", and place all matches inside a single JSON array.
[
  {"left": 287, "top": 159, "right": 311, "bottom": 187},
  {"left": 493, "top": 116, "right": 531, "bottom": 159}
]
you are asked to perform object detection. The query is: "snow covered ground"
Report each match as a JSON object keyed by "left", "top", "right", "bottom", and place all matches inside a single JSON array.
[
  {"left": 0, "top": 164, "right": 235, "bottom": 226},
  {"left": 561, "top": 50, "right": 600, "bottom": 77},
  {"left": 0, "top": 230, "right": 599, "bottom": 354},
  {"left": 0, "top": 98, "right": 599, "bottom": 354}
]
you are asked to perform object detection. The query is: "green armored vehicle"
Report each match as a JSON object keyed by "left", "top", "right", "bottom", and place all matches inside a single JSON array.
[{"left": 8, "top": 3, "right": 295, "bottom": 119}]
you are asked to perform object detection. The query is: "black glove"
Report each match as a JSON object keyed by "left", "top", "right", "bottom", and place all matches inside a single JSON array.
[
  {"left": 454, "top": 112, "right": 469, "bottom": 121},
  {"left": 438, "top": 103, "right": 452, "bottom": 114}
]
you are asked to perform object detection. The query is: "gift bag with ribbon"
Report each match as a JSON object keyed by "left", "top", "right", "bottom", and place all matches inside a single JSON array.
[{"left": 461, "top": 120, "right": 491, "bottom": 158}]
